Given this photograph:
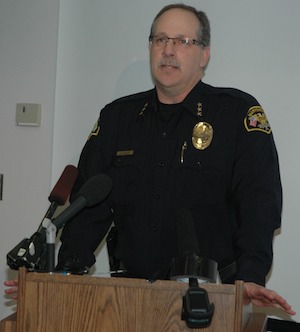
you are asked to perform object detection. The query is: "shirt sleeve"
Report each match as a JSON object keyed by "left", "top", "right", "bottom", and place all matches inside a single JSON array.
[{"left": 231, "top": 100, "right": 282, "bottom": 286}]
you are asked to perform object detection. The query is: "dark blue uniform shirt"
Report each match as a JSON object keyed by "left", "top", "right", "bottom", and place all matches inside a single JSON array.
[{"left": 58, "top": 80, "right": 282, "bottom": 286}]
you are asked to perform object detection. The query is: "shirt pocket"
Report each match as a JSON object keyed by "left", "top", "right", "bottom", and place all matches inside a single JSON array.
[{"left": 172, "top": 152, "right": 224, "bottom": 209}]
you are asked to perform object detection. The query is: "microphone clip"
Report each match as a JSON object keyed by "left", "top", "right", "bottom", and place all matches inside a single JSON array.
[
  {"left": 6, "top": 230, "right": 47, "bottom": 271},
  {"left": 7, "top": 219, "right": 58, "bottom": 272},
  {"left": 181, "top": 278, "right": 214, "bottom": 329}
]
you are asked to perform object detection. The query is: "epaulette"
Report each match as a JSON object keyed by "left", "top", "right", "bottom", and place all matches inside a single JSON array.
[
  {"left": 111, "top": 88, "right": 154, "bottom": 105},
  {"left": 205, "top": 84, "right": 257, "bottom": 104}
]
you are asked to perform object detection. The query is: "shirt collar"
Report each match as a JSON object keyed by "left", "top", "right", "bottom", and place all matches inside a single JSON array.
[
  {"left": 181, "top": 80, "right": 208, "bottom": 117},
  {"left": 139, "top": 80, "right": 208, "bottom": 117}
]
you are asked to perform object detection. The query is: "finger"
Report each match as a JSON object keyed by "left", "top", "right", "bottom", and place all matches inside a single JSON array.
[
  {"left": 250, "top": 297, "right": 296, "bottom": 315},
  {"left": 264, "top": 293, "right": 296, "bottom": 314},
  {"left": 5, "top": 287, "right": 18, "bottom": 295},
  {"left": 4, "top": 279, "right": 18, "bottom": 286}
]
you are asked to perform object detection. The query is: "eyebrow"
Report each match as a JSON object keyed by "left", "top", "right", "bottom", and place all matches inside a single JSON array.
[{"left": 154, "top": 32, "right": 190, "bottom": 38}]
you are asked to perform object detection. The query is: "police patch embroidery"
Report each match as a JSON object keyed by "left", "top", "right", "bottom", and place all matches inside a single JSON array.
[
  {"left": 88, "top": 121, "right": 100, "bottom": 140},
  {"left": 244, "top": 106, "right": 272, "bottom": 134}
]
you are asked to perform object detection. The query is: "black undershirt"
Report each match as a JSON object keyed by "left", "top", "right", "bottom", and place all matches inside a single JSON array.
[{"left": 158, "top": 102, "right": 181, "bottom": 122}]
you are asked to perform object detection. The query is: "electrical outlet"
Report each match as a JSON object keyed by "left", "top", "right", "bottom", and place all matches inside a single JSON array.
[{"left": 16, "top": 103, "right": 42, "bottom": 126}]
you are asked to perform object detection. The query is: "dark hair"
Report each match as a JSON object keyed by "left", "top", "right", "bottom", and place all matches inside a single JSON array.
[{"left": 149, "top": 3, "right": 211, "bottom": 47}]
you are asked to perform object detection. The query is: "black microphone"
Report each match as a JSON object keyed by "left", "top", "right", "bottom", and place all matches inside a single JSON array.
[
  {"left": 175, "top": 209, "right": 200, "bottom": 257},
  {"left": 7, "top": 165, "right": 78, "bottom": 271},
  {"left": 148, "top": 210, "right": 200, "bottom": 282},
  {"left": 172, "top": 209, "right": 215, "bottom": 329},
  {"left": 52, "top": 173, "right": 113, "bottom": 230},
  {"left": 170, "top": 209, "right": 218, "bottom": 283}
]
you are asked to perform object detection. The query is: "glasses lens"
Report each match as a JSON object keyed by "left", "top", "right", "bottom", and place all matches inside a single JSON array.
[{"left": 151, "top": 36, "right": 201, "bottom": 48}]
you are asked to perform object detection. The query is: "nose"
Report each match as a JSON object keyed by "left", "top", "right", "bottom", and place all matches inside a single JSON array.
[{"left": 162, "top": 40, "right": 176, "bottom": 57}]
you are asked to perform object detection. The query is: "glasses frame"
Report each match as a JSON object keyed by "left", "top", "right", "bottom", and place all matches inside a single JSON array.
[{"left": 149, "top": 35, "right": 205, "bottom": 48}]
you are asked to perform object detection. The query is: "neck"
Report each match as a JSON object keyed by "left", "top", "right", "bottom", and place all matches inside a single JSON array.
[
  {"left": 155, "top": 78, "right": 202, "bottom": 104},
  {"left": 156, "top": 89, "right": 188, "bottom": 104}
]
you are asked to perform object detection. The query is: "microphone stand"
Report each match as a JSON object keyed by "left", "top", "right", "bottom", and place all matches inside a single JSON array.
[{"left": 41, "top": 218, "right": 57, "bottom": 273}]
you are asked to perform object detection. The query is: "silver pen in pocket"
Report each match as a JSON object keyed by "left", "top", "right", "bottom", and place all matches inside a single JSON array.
[{"left": 180, "top": 141, "right": 187, "bottom": 164}]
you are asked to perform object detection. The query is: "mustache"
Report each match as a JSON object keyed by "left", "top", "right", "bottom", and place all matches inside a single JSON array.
[{"left": 158, "top": 59, "right": 181, "bottom": 68}]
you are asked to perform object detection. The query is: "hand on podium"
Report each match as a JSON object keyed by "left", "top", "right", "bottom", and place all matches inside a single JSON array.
[{"left": 244, "top": 282, "right": 296, "bottom": 316}]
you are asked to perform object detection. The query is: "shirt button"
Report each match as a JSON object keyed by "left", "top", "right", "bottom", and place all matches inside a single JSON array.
[
  {"left": 158, "top": 162, "right": 165, "bottom": 167},
  {"left": 152, "top": 226, "right": 158, "bottom": 232},
  {"left": 162, "top": 132, "right": 167, "bottom": 138}
]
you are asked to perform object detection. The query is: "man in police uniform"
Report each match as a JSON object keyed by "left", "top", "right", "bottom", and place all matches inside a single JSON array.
[{"left": 54, "top": 4, "right": 294, "bottom": 314}]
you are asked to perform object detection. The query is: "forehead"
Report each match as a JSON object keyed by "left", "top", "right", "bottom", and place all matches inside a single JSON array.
[{"left": 153, "top": 8, "right": 200, "bottom": 36}]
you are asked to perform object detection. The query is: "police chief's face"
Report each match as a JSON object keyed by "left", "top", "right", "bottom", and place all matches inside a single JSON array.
[{"left": 149, "top": 8, "right": 210, "bottom": 103}]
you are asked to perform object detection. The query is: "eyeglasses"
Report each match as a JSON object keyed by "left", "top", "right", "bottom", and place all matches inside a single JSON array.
[{"left": 149, "top": 35, "right": 204, "bottom": 48}]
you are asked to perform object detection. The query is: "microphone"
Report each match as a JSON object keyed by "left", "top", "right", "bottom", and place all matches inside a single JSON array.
[
  {"left": 39, "top": 165, "right": 78, "bottom": 225},
  {"left": 172, "top": 209, "right": 215, "bottom": 329},
  {"left": 49, "top": 165, "right": 78, "bottom": 205},
  {"left": 148, "top": 210, "right": 200, "bottom": 282},
  {"left": 176, "top": 209, "right": 200, "bottom": 257},
  {"left": 7, "top": 165, "right": 78, "bottom": 270},
  {"left": 170, "top": 209, "right": 218, "bottom": 283},
  {"left": 52, "top": 173, "right": 113, "bottom": 230}
]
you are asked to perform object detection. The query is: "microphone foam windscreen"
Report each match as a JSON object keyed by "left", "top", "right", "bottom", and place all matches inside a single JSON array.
[
  {"left": 78, "top": 174, "right": 113, "bottom": 207},
  {"left": 175, "top": 209, "right": 200, "bottom": 257},
  {"left": 48, "top": 165, "right": 78, "bottom": 205}
]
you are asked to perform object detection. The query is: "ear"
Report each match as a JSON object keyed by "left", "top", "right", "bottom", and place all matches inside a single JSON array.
[{"left": 200, "top": 46, "right": 210, "bottom": 68}]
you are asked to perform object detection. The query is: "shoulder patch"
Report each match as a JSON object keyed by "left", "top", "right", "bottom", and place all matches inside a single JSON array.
[
  {"left": 88, "top": 121, "right": 100, "bottom": 140},
  {"left": 244, "top": 106, "right": 271, "bottom": 134}
]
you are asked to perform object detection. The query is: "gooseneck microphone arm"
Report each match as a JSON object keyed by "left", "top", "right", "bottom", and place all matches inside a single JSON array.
[
  {"left": 42, "top": 173, "right": 113, "bottom": 272},
  {"left": 41, "top": 218, "right": 57, "bottom": 272},
  {"left": 7, "top": 171, "right": 113, "bottom": 273},
  {"left": 6, "top": 165, "right": 78, "bottom": 271}
]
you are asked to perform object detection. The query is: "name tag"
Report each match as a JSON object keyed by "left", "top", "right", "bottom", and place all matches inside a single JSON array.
[{"left": 116, "top": 150, "right": 134, "bottom": 156}]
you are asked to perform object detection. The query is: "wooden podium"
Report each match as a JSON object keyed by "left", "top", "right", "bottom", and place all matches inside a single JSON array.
[{"left": 0, "top": 268, "right": 267, "bottom": 332}]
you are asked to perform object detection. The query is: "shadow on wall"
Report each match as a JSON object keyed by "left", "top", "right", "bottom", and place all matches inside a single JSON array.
[{"left": 113, "top": 59, "right": 153, "bottom": 99}]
